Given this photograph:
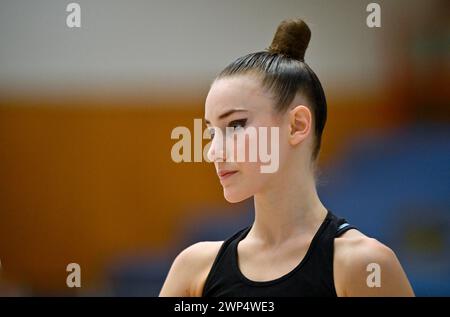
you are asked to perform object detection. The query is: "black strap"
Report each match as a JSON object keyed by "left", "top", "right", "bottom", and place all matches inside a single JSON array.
[{"left": 335, "top": 222, "right": 357, "bottom": 237}]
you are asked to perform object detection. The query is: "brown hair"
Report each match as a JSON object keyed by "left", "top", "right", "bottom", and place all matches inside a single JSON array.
[{"left": 216, "top": 18, "right": 327, "bottom": 161}]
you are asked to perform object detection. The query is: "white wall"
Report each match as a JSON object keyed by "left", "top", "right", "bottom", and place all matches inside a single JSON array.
[{"left": 0, "top": 0, "right": 434, "bottom": 98}]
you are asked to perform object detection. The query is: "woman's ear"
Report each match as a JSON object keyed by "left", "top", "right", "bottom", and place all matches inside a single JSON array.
[{"left": 288, "top": 105, "right": 312, "bottom": 146}]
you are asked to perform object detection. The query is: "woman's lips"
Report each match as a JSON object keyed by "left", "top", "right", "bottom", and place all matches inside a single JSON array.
[{"left": 218, "top": 170, "right": 238, "bottom": 181}]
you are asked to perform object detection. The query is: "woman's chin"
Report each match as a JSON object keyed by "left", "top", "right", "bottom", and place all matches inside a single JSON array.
[{"left": 223, "top": 189, "right": 250, "bottom": 203}]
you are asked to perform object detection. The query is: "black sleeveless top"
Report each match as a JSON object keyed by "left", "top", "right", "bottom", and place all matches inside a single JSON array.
[{"left": 202, "top": 209, "right": 356, "bottom": 297}]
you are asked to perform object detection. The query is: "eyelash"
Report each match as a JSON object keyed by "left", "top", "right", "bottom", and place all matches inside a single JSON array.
[
  {"left": 228, "top": 119, "right": 247, "bottom": 130},
  {"left": 208, "top": 119, "right": 247, "bottom": 139}
]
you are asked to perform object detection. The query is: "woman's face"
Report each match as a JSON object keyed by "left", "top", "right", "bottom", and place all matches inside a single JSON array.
[{"left": 204, "top": 74, "right": 291, "bottom": 203}]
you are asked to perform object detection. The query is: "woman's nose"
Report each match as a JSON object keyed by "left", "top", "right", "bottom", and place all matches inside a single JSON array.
[{"left": 207, "top": 133, "right": 227, "bottom": 163}]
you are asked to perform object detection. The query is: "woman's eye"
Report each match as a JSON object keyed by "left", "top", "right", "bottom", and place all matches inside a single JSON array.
[{"left": 228, "top": 119, "right": 247, "bottom": 130}]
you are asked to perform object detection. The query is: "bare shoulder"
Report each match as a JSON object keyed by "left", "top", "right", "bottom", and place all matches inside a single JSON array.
[
  {"left": 159, "top": 241, "right": 224, "bottom": 297},
  {"left": 334, "top": 229, "right": 415, "bottom": 297}
]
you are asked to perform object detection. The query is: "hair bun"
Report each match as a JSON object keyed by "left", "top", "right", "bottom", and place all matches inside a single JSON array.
[{"left": 268, "top": 18, "right": 311, "bottom": 61}]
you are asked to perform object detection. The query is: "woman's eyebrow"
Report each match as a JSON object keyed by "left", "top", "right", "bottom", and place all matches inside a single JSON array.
[{"left": 204, "top": 108, "right": 248, "bottom": 125}]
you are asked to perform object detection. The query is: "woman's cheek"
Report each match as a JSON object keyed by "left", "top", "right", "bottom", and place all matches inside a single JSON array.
[
  {"left": 229, "top": 129, "right": 261, "bottom": 164},
  {"left": 231, "top": 131, "right": 248, "bottom": 162}
]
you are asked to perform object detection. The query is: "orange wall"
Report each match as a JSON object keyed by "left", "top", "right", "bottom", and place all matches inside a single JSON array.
[{"left": 0, "top": 92, "right": 402, "bottom": 293}]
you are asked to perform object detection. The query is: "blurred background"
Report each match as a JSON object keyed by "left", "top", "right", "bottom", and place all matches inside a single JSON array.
[{"left": 0, "top": 0, "right": 449, "bottom": 296}]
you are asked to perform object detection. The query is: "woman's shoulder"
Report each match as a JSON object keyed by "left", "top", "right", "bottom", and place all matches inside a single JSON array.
[
  {"left": 159, "top": 225, "right": 252, "bottom": 296},
  {"left": 178, "top": 241, "right": 226, "bottom": 273},
  {"left": 333, "top": 229, "right": 414, "bottom": 296},
  {"left": 159, "top": 241, "right": 224, "bottom": 297},
  {"left": 334, "top": 229, "right": 393, "bottom": 267}
]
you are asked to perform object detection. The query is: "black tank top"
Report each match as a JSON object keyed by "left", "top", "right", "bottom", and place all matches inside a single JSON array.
[{"left": 202, "top": 209, "right": 356, "bottom": 297}]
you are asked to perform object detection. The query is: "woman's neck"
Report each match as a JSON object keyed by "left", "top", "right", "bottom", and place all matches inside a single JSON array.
[{"left": 251, "top": 162, "right": 327, "bottom": 246}]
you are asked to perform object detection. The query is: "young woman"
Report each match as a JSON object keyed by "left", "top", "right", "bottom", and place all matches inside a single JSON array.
[{"left": 160, "top": 18, "right": 414, "bottom": 297}]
